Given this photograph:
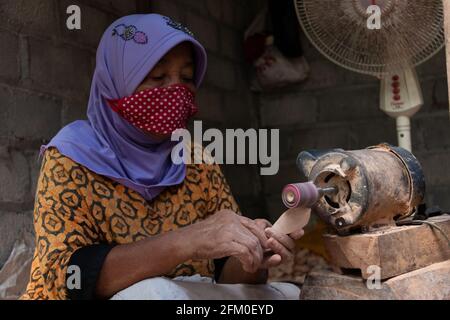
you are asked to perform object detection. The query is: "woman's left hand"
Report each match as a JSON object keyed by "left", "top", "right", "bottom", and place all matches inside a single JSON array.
[{"left": 250, "top": 219, "right": 305, "bottom": 269}]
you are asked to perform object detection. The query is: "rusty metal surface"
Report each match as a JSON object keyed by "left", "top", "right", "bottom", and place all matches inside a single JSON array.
[{"left": 297, "top": 144, "right": 425, "bottom": 234}]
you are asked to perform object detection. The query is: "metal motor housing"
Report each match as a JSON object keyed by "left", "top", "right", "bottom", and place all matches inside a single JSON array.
[{"left": 297, "top": 143, "right": 425, "bottom": 235}]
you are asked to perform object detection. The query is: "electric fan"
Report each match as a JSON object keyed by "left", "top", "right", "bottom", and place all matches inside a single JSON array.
[{"left": 294, "top": 0, "right": 445, "bottom": 151}]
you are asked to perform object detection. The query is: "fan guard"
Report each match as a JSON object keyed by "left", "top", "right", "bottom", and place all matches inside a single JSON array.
[{"left": 294, "top": 0, "right": 445, "bottom": 76}]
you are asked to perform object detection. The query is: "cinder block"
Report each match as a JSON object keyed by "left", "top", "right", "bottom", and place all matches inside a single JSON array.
[
  {"left": 416, "top": 151, "right": 450, "bottom": 186},
  {"left": 74, "top": 0, "right": 138, "bottom": 15},
  {"left": 221, "top": 0, "right": 235, "bottom": 26},
  {"left": 317, "top": 87, "right": 380, "bottom": 122},
  {"left": 0, "top": 151, "right": 30, "bottom": 203},
  {"left": 299, "top": 34, "right": 323, "bottom": 62},
  {"left": 0, "top": 30, "right": 19, "bottom": 81},
  {"left": 234, "top": 1, "right": 253, "bottom": 31},
  {"left": 223, "top": 91, "right": 253, "bottom": 127},
  {"left": 349, "top": 118, "right": 398, "bottom": 150},
  {"left": 195, "top": 87, "right": 224, "bottom": 122},
  {"left": 186, "top": 11, "right": 219, "bottom": 52},
  {"left": 204, "top": 54, "right": 236, "bottom": 91},
  {"left": 0, "top": 86, "right": 14, "bottom": 137},
  {"left": 0, "top": 86, "right": 62, "bottom": 140},
  {"left": 0, "top": 0, "right": 56, "bottom": 37},
  {"left": 12, "top": 89, "right": 62, "bottom": 140},
  {"left": 0, "top": 211, "right": 34, "bottom": 268},
  {"left": 108, "top": 0, "right": 138, "bottom": 14},
  {"left": 300, "top": 58, "right": 345, "bottom": 91},
  {"left": 205, "top": 0, "right": 222, "bottom": 21},
  {"left": 418, "top": 116, "right": 450, "bottom": 151},
  {"left": 58, "top": 0, "right": 115, "bottom": 49},
  {"left": 28, "top": 37, "right": 93, "bottom": 98},
  {"left": 176, "top": 0, "right": 208, "bottom": 15},
  {"left": 151, "top": 0, "right": 186, "bottom": 23},
  {"left": 219, "top": 26, "right": 242, "bottom": 61},
  {"left": 61, "top": 98, "right": 88, "bottom": 126},
  {"left": 425, "top": 185, "right": 450, "bottom": 210},
  {"left": 260, "top": 93, "right": 318, "bottom": 127},
  {"left": 288, "top": 125, "right": 351, "bottom": 153}
]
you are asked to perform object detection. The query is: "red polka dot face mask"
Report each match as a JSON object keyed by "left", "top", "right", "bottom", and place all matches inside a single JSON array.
[{"left": 107, "top": 84, "right": 198, "bottom": 135}]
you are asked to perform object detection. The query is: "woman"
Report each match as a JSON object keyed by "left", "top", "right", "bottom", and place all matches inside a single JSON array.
[{"left": 21, "top": 14, "right": 304, "bottom": 300}]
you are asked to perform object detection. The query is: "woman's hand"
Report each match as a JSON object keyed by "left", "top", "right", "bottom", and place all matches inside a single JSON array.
[
  {"left": 186, "top": 209, "right": 270, "bottom": 273},
  {"left": 251, "top": 219, "right": 305, "bottom": 269}
]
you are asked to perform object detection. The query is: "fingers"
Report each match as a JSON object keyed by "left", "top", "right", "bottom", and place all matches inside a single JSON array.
[
  {"left": 265, "top": 227, "right": 296, "bottom": 252},
  {"left": 267, "top": 237, "right": 293, "bottom": 262},
  {"left": 265, "top": 228, "right": 296, "bottom": 262},
  {"left": 260, "top": 253, "right": 282, "bottom": 269},
  {"left": 230, "top": 226, "right": 264, "bottom": 272},
  {"left": 289, "top": 229, "right": 305, "bottom": 240},
  {"left": 228, "top": 240, "right": 262, "bottom": 273},
  {"left": 254, "top": 218, "right": 272, "bottom": 229},
  {"left": 225, "top": 241, "right": 255, "bottom": 273},
  {"left": 238, "top": 216, "right": 269, "bottom": 249}
]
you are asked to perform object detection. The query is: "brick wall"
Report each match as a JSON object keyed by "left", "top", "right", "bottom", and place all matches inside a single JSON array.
[
  {"left": 0, "top": 0, "right": 152, "bottom": 266},
  {"left": 0, "top": 0, "right": 265, "bottom": 267},
  {"left": 259, "top": 34, "right": 450, "bottom": 221}
]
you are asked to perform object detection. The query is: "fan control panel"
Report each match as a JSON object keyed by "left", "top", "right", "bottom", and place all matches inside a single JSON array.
[{"left": 380, "top": 68, "right": 423, "bottom": 117}]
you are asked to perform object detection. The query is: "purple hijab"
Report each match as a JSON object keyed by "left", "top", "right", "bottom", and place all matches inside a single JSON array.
[{"left": 42, "top": 14, "right": 207, "bottom": 200}]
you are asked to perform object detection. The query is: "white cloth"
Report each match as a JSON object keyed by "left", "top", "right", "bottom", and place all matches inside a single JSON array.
[{"left": 110, "top": 274, "right": 300, "bottom": 300}]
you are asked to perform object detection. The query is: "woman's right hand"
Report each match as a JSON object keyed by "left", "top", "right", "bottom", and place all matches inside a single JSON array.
[{"left": 185, "top": 209, "right": 269, "bottom": 273}]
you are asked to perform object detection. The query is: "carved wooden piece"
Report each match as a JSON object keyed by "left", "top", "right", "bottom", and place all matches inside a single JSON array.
[
  {"left": 273, "top": 208, "right": 311, "bottom": 235},
  {"left": 322, "top": 215, "right": 450, "bottom": 279}
]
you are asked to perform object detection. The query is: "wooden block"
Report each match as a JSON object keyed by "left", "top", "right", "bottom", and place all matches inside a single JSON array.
[
  {"left": 322, "top": 215, "right": 450, "bottom": 279},
  {"left": 300, "top": 270, "right": 395, "bottom": 300},
  {"left": 273, "top": 208, "right": 311, "bottom": 235},
  {"left": 301, "top": 260, "right": 450, "bottom": 300},
  {"left": 384, "top": 260, "right": 450, "bottom": 300}
]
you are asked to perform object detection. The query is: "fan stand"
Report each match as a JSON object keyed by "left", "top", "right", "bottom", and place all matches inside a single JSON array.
[{"left": 379, "top": 67, "right": 423, "bottom": 152}]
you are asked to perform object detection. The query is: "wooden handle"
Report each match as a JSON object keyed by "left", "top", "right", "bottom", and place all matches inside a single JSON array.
[{"left": 272, "top": 207, "right": 311, "bottom": 235}]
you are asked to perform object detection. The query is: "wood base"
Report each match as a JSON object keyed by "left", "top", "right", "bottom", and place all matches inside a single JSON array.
[
  {"left": 322, "top": 215, "right": 450, "bottom": 279},
  {"left": 300, "top": 260, "right": 450, "bottom": 300}
]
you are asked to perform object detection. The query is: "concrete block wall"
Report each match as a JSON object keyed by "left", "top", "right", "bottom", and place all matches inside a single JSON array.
[
  {"left": 0, "top": 0, "right": 266, "bottom": 267},
  {"left": 259, "top": 34, "right": 450, "bottom": 221},
  {"left": 0, "top": 0, "right": 153, "bottom": 267}
]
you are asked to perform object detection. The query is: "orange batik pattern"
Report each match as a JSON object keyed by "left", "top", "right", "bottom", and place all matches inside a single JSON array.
[{"left": 21, "top": 147, "right": 239, "bottom": 300}]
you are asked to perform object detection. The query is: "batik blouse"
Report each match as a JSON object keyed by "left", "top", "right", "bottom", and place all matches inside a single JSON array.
[{"left": 21, "top": 147, "right": 240, "bottom": 300}]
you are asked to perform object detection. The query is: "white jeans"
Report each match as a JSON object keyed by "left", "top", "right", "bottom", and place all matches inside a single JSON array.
[{"left": 110, "top": 274, "right": 300, "bottom": 300}]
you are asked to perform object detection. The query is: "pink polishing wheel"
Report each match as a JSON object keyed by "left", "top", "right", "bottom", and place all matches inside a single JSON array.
[{"left": 281, "top": 182, "right": 319, "bottom": 209}]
